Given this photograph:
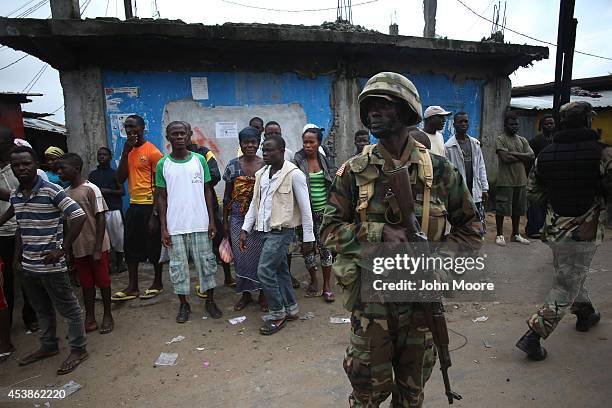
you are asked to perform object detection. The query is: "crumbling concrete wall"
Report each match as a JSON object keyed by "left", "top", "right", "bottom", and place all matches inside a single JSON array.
[
  {"left": 60, "top": 66, "right": 107, "bottom": 173},
  {"left": 329, "top": 73, "right": 364, "bottom": 164},
  {"left": 481, "top": 76, "right": 512, "bottom": 187}
]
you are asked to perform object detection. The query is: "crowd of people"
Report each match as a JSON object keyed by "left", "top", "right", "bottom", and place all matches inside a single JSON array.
[{"left": 0, "top": 71, "right": 610, "bottom": 408}]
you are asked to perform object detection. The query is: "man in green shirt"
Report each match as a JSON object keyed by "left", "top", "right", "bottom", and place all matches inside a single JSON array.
[{"left": 495, "top": 112, "right": 534, "bottom": 246}]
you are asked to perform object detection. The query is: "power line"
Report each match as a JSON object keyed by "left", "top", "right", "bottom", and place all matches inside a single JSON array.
[
  {"left": 0, "top": 54, "right": 29, "bottom": 70},
  {"left": 104, "top": 0, "right": 110, "bottom": 16},
  {"left": 5, "top": 0, "right": 38, "bottom": 17},
  {"left": 50, "top": 104, "right": 64, "bottom": 114},
  {"left": 219, "top": 0, "right": 380, "bottom": 13},
  {"left": 23, "top": 63, "right": 49, "bottom": 92},
  {"left": 15, "top": 0, "right": 48, "bottom": 18},
  {"left": 80, "top": 0, "right": 93, "bottom": 16},
  {"left": 455, "top": 0, "right": 612, "bottom": 61}
]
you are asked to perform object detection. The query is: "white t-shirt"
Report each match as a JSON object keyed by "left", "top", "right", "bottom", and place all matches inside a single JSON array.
[
  {"left": 155, "top": 152, "right": 211, "bottom": 235},
  {"left": 425, "top": 131, "right": 446, "bottom": 156}
]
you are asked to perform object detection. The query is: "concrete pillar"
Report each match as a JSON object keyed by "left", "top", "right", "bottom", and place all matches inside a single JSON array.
[
  {"left": 329, "top": 73, "right": 364, "bottom": 165},
  {"left": 59, "top": 67, "right": 107, "bottom": 173},
  {"left": 423, "top": 0, "right": 437, "bottom": 38},
  {"left": 480, "top": 76, "right": 512, "bottom": 188},
  {"left": 50, "top": 0, "right": 80, "bottom": 19}
]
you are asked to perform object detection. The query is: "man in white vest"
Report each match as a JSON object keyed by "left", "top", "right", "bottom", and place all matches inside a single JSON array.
[{"left": 240, "top": 134, "right": 315, "bottom": 335}]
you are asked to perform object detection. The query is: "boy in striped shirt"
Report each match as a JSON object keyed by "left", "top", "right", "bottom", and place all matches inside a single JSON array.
[{"left": 0, "top": 146, "right": 88, "bottom": 375}]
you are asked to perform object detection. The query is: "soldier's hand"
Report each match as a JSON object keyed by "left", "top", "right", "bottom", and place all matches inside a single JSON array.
[
  {"left": 382, "top": 224, "right": 410, "bottom": 242},
  {"left": 481, "top": 191, "right": 489, "bottom": 203}
]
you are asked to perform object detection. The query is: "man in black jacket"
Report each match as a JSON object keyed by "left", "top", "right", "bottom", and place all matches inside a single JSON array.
[{"left": 516, "top": 101, "right": 612, "bottom": 361}]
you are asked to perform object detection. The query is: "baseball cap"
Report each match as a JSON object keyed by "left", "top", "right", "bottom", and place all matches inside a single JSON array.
[
  {"left": 13, "top": 138, "right": 32, "bottom": 148},
  {"left": 424, "top": 106, "right": 452, "bottom": 119},
  {"left": 302, "top": 124, "right": 325, "bottom": 134}
]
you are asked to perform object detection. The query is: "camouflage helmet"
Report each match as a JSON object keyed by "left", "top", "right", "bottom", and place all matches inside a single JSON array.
[
  {"left": 559, "top": 101, "right": 597, "bottom": 126},
  {"left": 358, "top": 72, "right": 423, "bottom": 127}
]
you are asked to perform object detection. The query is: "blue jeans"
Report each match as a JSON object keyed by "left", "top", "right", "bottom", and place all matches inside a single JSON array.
[
  {"left": 21, "top": 272, "right": 87, "bottom": 353},
  {"left": 257, "top": 229, "right": 298, "bottom": 320}
]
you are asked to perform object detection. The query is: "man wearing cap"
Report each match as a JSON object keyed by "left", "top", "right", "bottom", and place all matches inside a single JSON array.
[
  {"left": 516, "top": 101, "right": 612, "bottom": 361},
  {"left": 321, "top": 72, "right": 481, "bottom": 407},
  {"left": 423, "top": 105, "right": 452, "bottom": 156}
]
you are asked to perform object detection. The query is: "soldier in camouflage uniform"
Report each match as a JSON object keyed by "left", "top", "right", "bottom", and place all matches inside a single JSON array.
[
  {"left": 320, "top": 72, "right": 482, "bottom": 407},
  {"left": 516, "top": 101, "right": 612, "bottom": 361}
]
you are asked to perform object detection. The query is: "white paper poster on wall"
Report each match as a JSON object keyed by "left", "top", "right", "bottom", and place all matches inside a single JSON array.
[
  {"left": 110, "top": 113, "right": 136, "bottom": 139},
  {"left": 191, "top": 77, "right": 209, "bottom": 100},
  {"left": 215, "top": 122, "right": 238, "bottom": 139}
]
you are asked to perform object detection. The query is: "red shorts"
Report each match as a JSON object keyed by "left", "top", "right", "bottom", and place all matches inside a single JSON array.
[
  {"left": 74, "top": 251, "right": 111, "bottom": 289},
  {"left": 0, "top": 258, "right": 7, "bottom": 311}
]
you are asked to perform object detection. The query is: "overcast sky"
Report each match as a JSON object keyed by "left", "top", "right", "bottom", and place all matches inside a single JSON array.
[{"left": 1, "top": 0, "right": 611, "bottom": 124}]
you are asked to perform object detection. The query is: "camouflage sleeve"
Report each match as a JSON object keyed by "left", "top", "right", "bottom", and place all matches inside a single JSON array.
[
  {"left": 320, "top": 168, "right": 385, "bottom": 259},
  {"left": 527, "top": 159, "right": 548, "bottom": 206},
  {"left": 602, "top": 146, "right": 612, "bottom": 202},
  {"left": 442, "top": 160, "right": 482, "bottom": 250}
]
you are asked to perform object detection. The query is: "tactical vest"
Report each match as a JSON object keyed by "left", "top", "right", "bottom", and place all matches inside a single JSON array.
[
  {"left": 355, "top": 142, "right": 435, "bottom": 237},
  {"left": 537, "top": 129, "right": 603, "bottom": 217}
]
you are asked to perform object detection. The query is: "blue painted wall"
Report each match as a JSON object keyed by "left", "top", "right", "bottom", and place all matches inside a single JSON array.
[
  {"left": 358, "top": 74, "right": 484, "bottom": 143},
  {"left": 102, "top": 70, "right": 483, "bottom": 208}
]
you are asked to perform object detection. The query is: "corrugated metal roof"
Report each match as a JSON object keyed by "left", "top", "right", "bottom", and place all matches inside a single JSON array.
[
  {"left": 511, "top": 90, "right": 612, "bottom": 110},
  {"left": 23, "top": 117, "right": 66, "bottom": 134}
]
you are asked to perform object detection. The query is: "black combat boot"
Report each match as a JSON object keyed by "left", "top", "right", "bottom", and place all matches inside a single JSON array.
[
  {"left": 572, "top": 303, "right": 601, "bottom": 332},
  {"left": 516, "top": 329, "right": 547, "bottom": 361}
]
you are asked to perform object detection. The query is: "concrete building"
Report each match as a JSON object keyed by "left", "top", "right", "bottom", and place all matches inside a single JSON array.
[
  {"left": 0, "top": 12, "right": 547, "bottom": 189},
  {"left": 511, "top": 75, "right": 612, "bottom": 145}
]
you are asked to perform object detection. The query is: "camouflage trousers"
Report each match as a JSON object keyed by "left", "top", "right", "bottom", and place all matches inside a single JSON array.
[
  {"left": 344, "top": 303, "right": 436, "bottom": 408},
  {"left": 527, "top": 243, "right": 597, "bottom": 339}
]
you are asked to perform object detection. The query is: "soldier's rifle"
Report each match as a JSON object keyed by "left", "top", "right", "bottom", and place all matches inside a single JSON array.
[{"left": 383, "top": 160, "right": 462, "bottom": 405}]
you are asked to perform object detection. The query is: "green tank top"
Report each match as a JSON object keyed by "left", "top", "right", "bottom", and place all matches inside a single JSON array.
[{"left": 309, "top": 170, "right": 327, "bottom": 212}]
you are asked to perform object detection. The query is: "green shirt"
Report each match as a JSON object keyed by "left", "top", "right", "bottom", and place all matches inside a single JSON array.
[
  {"left": 309, "top": 170, "right": 327, "bottom": 212},
  {"left": 495, "top": 133, "right": 533, "bottom": 187}
]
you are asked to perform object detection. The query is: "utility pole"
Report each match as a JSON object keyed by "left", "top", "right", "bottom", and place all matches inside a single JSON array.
[
  {"left": 124, "top": 0, "right": 134, "bottom": 19},
  {"left": 552, "top": 0, "right": 577, "bottom": 123},
  {"left": 423, "top": 0, "right": 437, "bottom": 38},
  {"left": 49, "top": 0, "right": 80, "bottom": 19}
]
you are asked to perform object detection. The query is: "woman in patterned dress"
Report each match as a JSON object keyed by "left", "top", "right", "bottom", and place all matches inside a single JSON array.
[{"left": 222, "top": 127, "right": 267, "bottom": 311}]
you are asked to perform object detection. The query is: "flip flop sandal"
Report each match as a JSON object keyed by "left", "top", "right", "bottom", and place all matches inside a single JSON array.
[
  {"left": 195, "top": 285, "right": 208, "bottom": 299},
  {"left": 0, "top": 350, "right": 15, "bottom": 363},
  {"left": 140, "top": 288, "right": 164, "bottom": 299},
  {"left": 57, "top": 352, "right": 89, "bottom": 375},
  {"left": 19, "top": 350, "right": 60, "bottom": 366},
  {"left": 260, "top": 318, "right": 286, "bottom": 335},
  {"left": 99, "top": 322, "right": 114, "bottom": 335},
  {"left": 111, "top": 291, "right": 138, "bottom": 301},
  {"left": 323, "top": 291, "right": 336, "bottom": 303},
  {"left": 305, "top": 289, "right": 323, "bottom": 298}
]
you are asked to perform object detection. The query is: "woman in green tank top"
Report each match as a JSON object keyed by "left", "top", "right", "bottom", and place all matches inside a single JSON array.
[{"left": 292, "top": 126, "right": 337, "bottom": 303}]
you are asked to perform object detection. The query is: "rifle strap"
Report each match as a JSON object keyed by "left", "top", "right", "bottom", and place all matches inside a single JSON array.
[
  {"left": 418, "top": 146, "right": 434, "bottom": 235},
  {"left": 357, "top": 144, "right": 377, "bottom": 222}
]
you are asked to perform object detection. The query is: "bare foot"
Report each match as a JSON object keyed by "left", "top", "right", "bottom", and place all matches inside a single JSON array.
[{"left": 85, "top": 319, "right": 98, "bottom": 333}]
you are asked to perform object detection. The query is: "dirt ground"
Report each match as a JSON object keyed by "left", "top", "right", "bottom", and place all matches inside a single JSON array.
[{"left": 1, "top": 217, "right": 611, "bottom": 408}]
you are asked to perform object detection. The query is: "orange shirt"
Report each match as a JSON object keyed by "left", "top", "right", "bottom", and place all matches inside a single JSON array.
[{"left": 127, "top": 141, "right": 163, "bottom": 204}]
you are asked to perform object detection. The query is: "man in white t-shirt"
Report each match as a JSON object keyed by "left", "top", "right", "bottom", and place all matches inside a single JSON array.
[
  {"left": 156, "top": 121, "right": 221, "bottom": 323},
  {"left": 423, "top": 105, "right": 452, "bottom": 156}
]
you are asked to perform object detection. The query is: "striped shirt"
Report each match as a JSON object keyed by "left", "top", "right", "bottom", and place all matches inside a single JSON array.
[
  {"left": 10, "top": 176, "right": 85, "bottom": 274},
  {"left": 308, "top": 170, "right": 327, "bottom": 212}
]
